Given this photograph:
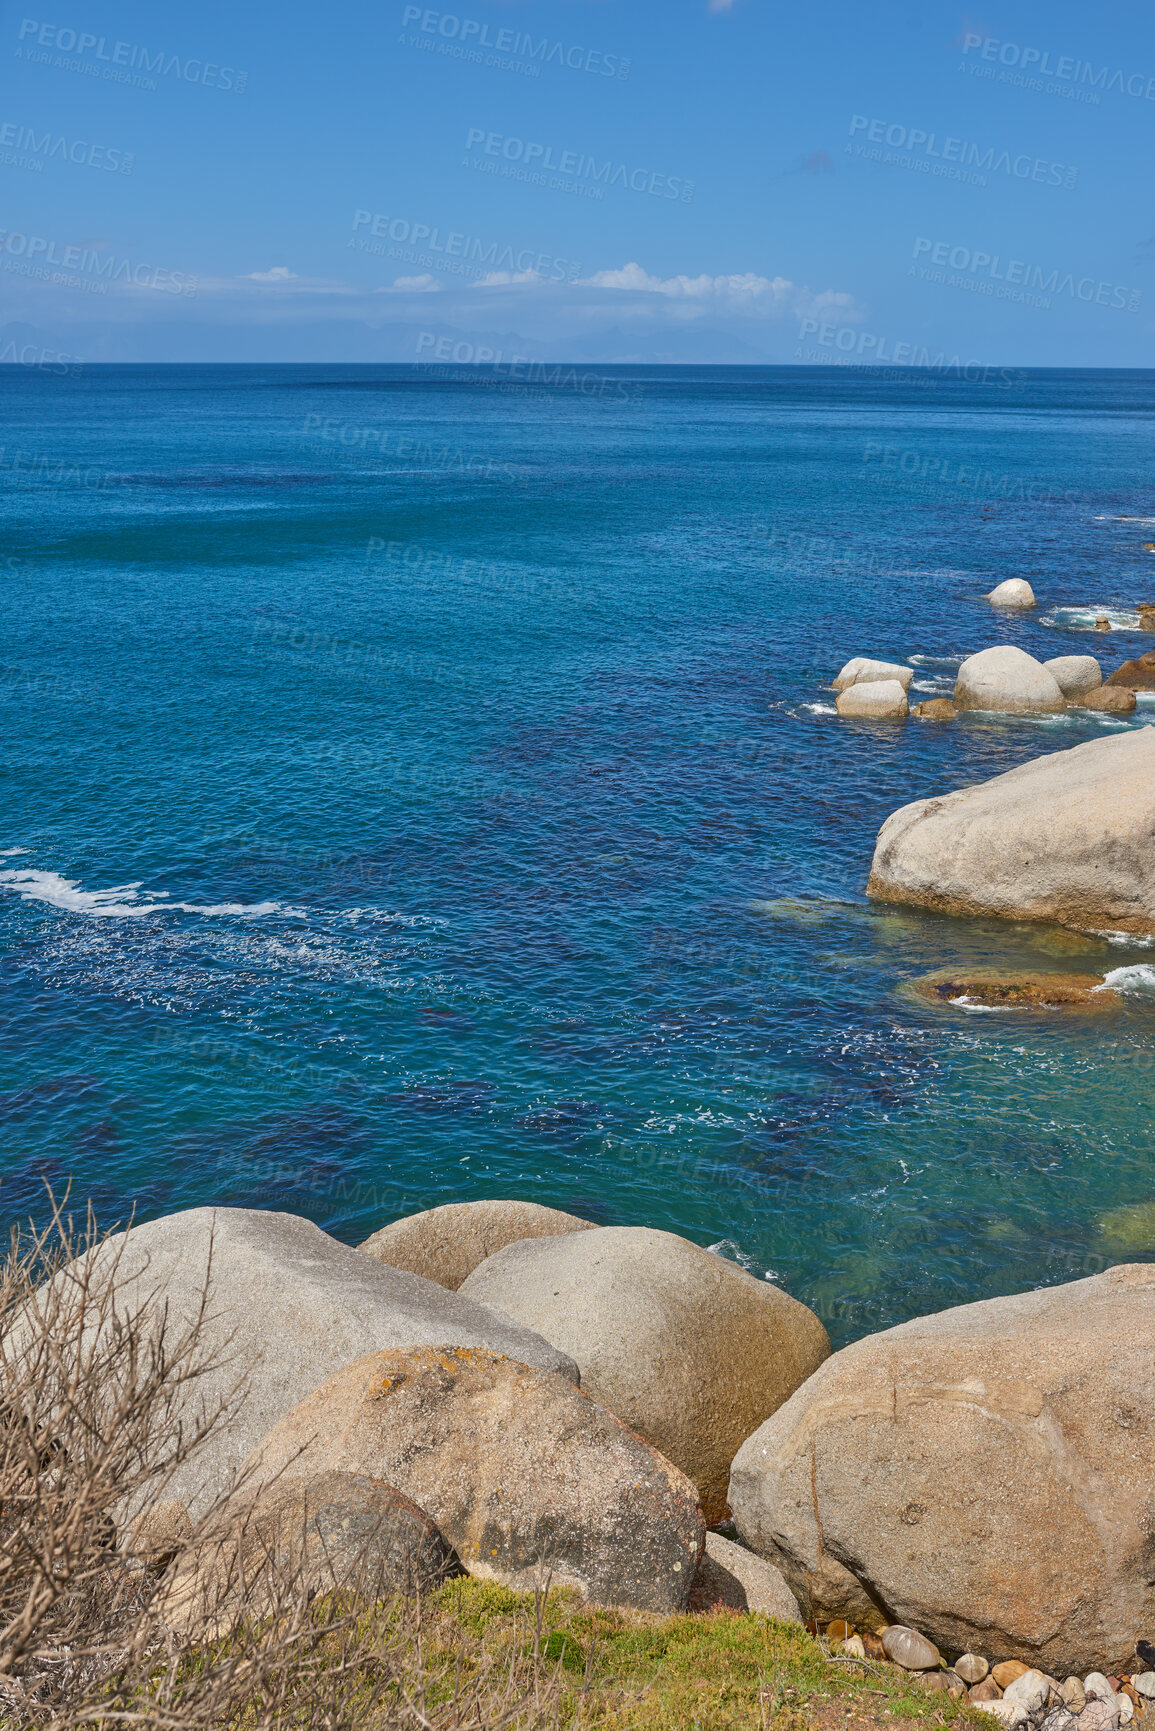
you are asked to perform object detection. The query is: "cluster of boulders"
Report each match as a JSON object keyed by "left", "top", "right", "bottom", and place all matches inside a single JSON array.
[
  {"left": 81, "top": 1200, "right": 1155, "bottom": 1689},
  {"left": 831, "top": 577, "right": 1154, "bottom": 721},
  {"left": 817, "top": 1623, "right": 1155, "bottom": 1731}
]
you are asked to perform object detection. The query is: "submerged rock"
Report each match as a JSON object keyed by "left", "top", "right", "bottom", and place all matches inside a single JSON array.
[
  {"left": 459, "top": 1225, "right": 829, "bottom": 1524},
  {"left": 986, "top": 579, "right": 1037, "bottom": 608},
  {"left": 359, "top": 1199, "right": 596, "bottom": 1292},
  {"left": 867, "top": 728, "right": 1155, "bottom": 936},
  {"left": 911, "top": 698, "right": 958, "bottom": 720},
  {"left": 954, "top": 646, "right": 1065, "bottom": 713},
  {"left": 836, "top": 679, "right": 909, "bottom": 720},
  {"left": 728, "top": 1262, "right": 1155, "bottom": 1675},
  {"left": 908, "top": 971, "right": 1118, "bottom": 1012},
  {"left": 243, "top": 1345, "right": 704, "bottom": 1612}
]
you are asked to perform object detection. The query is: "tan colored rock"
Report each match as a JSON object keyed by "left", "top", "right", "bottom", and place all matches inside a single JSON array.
[
  {"left": 127, "top": 1498, "right": 193, "bottom": 1573},
  {"left": 1063, "top": 1680, "right": 1088, "bottom": 1712},
  {"left": 728, "top": 1263, "right": 1155, "bottom": 1675},
  {"left": 972, "top": 1678, "right": 1005, "bottom": 1702},
  {"left": 833, "top": 658, "right": 915, "bottom": 692},
  {"left": 459, "top": 1226, "right": 829, "bottom": 1524},
  {"left": 688, "top": 1532, "right": 801, "bottom": 1619},
  {"left": 1071, "top": 687, "right": 1137, "bottom": 713},
  {"left": 867, "top": 728, "right": 1155, "bottom": 937},
  {"left": 1004, "top": 1670, "right": 1054, "bottom": 1713},
  {"left": 1106, "top": 651, "right": 1155, "bottom": 690},
  {"left": 954, "top": 646, "right": 1066, "bottom": 713},
  {"left": 244, "top": 1346, "right": 704, "bottom": 1613},
  {"left": 160, "top": 1472, "right": 455, "bottom": 1638},
  {"left": 1044, "top": 656, "right": 1103, "bottom": 698},
  {"left": 956, "top": 1654, "right": 991, "bottom": 1685},
  {"left": 50, "top": 1208, "right": 577, "bottom": 1519},
  {"left": 993, "top": 1663, "right": 1033, "bottom": 1688},
  {"left": 836, "top": 679, "right": 909, "bottom": 720},
  {"left": 359, "top": 1200, "right": 596, "bottom": 1292},
  {"left": 911, "top": 699, "right": 958, "bottom": 720},
  {"left": 987, "top": 579, "right": 1037, "bottom": 608},
  {"left": 917, "top": 1671, "right": 950, "bottom": 1692}
]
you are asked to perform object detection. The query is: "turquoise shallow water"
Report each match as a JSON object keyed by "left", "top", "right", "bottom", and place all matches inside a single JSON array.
[{"left": 2, "top": 363, "right": 1154, "bottom": 1344}]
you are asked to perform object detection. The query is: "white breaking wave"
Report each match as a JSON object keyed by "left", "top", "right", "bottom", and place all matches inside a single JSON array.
[
  {"left": 1100, "top": 964, "right": 1155, "bottom": 995},
  {"left": 0, "top": 868, "right": 290, "bottom": 919}
]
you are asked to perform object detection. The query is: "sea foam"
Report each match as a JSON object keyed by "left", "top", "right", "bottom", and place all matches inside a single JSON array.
[{"left": 0, "top": 869, "right": 286, "bottom": 919}]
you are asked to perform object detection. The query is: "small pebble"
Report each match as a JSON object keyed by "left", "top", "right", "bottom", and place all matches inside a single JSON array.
[
  {"left": 956, "top": 1654, "right": 991, "bottom": 1685},
  {"left": 861, "top": 1631, "right": 887, "bottom": 1661},
  {"left": 841, "top": 1635, "right": 866, "bottom": 1660},
  {"left": 825, "top": 1619, "right": 853, "bottom": 1642},
  {"left": 881, "top": 1625, "right": 941, "bottom": 1671},
  {"left": 970, "top": 1679, "right": 1005, "bottom": 1703},
  {"left": 1064, "top": 1681, "right": 1089, "bottom": 1714},
  {"left": 915, "top": 1671, "right": 948, "bottom": 1693},
  {"left": 1078, "top": 1700, "right": 1120, "bottom": 1731},
  {"left": 994, "top": 1662, "right": 1033, "bottom": 1689},
  {"left": 1133, "top": 1676, "right": 1155, "bottom": 1702},
  {"left": 1087, "top": 1676, "right": 1118, "bottom": 1704},
  {"left": 1003, "top": 1670, "right": 1052, "bottom": 1715},
  {"left": 974, "top": 1701, "right": 1028, "bottom": 1727},
  {"left": 946, "top": 1676, "right": 968, "bottom": 1700},
  {"left": 1039, "top": 1711, "right": 1078, "bottom": 1731}
]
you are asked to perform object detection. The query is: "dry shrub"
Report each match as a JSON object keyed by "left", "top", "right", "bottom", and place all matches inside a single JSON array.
[{"left": 0, "top": 1199, "right": 566, "bottom": 1729}]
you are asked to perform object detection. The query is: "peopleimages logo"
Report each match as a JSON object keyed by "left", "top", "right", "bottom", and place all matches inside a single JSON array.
[
  {"left": 848, "top": 114, "right": 1077, "bottom": 188},
  {"left": 15, "top": 19, "right": 247, "bottom": 90},
  {"left": 400, "top": 7, "right": 629, "bottom": 78},
  {"left": 960, "top": 33, "right": 1155, "bottom": 101},
  {"left": 911, "top": 238, "right": 1141, "bottom": 312},
  {"left": 464, "top": 128, "right": 694, "bottom": 201},
  {"left": 0, "top": 118, "right": 133, "bottom": 171},
  {"left": 0, "top": 229, "right": 196, "bottom": 295},
  {"left": 350, "top": 210, "right": 582, "bottom": 281}
]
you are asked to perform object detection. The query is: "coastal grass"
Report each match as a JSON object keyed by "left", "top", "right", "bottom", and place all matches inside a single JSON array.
[{"left": 380, "top": 1577, "right": 989, "bottom": 1730}]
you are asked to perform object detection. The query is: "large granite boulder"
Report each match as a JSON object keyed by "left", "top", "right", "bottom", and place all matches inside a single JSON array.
[
  {"left": 160, "top": 1472, "right": 456, "bottom": 1638},
  {"left": 833, "top": 659, "right": 914, "bottom": 692},
  {"left": 1105, "top": 650, "right": 1155, "bottom": 690},
  {"left": 359, "top": 1199, "right": 595, "bottom": 1291},
  {"left": 986, "top": 579, "right": 1036, "bottom": 608},
  {"left": 1043, "top": 656, "right": 1102, "bottom": 699},
  {"left": 459, "top": 1227, "right": 829, "bottom": 1523},
  {"left": 728, "top": 1263, "right": 1155, "bottom": 1676},
  {"left": 836, "top": 680, "right": 909, "bottom": 720},
  {"left": 867, "top": 728, "right": 1155, "bottom": 936},
  {"left": 55, "top": 1208, "right": 577, "bottom": 1517},
  {"left": 244, "top": 1346, "right": 704, "bottom": 1612},
  {"left": 954, "top": 647, "right": 1066, "bottom": 713}
]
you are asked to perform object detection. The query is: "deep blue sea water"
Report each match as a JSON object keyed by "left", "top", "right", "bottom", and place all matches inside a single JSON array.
[{"left": 3, "top": 363, "right": 1155, "bottom": 1345}]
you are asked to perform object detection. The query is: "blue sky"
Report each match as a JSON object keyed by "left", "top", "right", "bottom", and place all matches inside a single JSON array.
[{"left": 1, "top": 0, "right": 1152, "bottom": 362}]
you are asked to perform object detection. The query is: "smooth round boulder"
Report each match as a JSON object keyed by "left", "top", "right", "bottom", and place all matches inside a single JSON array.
[
  {"left": 1044, "top": 656, "right": 1102, "bottom": 699},
  {"left": 1105, "top": 650, "right": 1155, "bottom": 690},
  {"left": 867, "top": 728, "right": 1155, "bottom": 935},
  {"left": 729, "top": 1262, "right": 1155, "bottom": 1675},
  {"left": 243, "top": 1346, "right": 704, "bottom": 1613},
  {"left": 49, "top": 1208, "right": 578, "bottom": 1518},
  {"left": 1071, "top": 687, "right": 1137, "bottom": 713},
  {"left": 957, "top": 1655, "right": 991, "bottom": 1684},
  {"left": 836, "top": 679, "right": 909, "bottom": 720},
  {"left": 987, "top": 579, "right": 1037, "bottom": 608},
  {"left": 359, "top": 1200, "right": 596, "bottom": 1292},
  {"left": 833, "top": 658, "right": 915, "bottom": 692},
  {"left": 459, "top": 1226, "right": 830, "bottom": 1524},
  {"left": 954, "top": 647, "right": 1066, "bottom": 713},
  {"left": 160, "top": 1472, "right": 455, "bottom": 1638}
]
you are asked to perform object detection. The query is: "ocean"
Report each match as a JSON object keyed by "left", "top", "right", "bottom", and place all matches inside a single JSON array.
[{"left": 2, "top": 361, "right": 1154, "bottom": 1345}]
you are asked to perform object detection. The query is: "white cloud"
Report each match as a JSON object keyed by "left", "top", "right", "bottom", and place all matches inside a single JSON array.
[
  {"left": 242, "top": 266, "right": 298, "bottom": 281},
  {"left": 385, "top": 273, "right": 443, "bottom": 292},
  {"left": 475, "top": 268, "right": 548, "bottom": 286},
  {"left": 574, "top": 262, "right": 861, "bottom": 324}
]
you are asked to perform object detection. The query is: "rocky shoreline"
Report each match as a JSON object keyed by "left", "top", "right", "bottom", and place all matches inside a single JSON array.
[{"left": 55, "top": 1195, "right": 1149, "bottom": 1707}]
